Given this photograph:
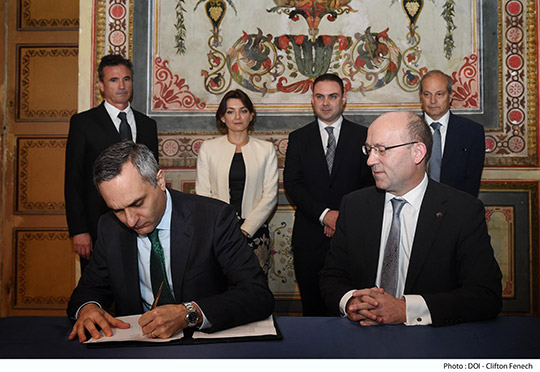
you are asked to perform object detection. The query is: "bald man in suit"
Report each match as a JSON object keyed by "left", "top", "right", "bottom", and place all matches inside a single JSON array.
[{"left": 320, "top": 111, "right": 501, "bottom": 327}]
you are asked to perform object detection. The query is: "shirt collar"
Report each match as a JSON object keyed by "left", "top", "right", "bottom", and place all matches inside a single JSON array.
[
  {"left": 140, "top": 189, "right": 171, "bottom": 237},
  {"left": 424, "top": 110, "right": 450, "bottom": 127},
  {"left": 385, "top": 173, "right": 429, "bottom": 212},
  {"left": 104, "top": 100, "right": 132, "bottom": 118},
  {"left": 317, "top": 115, "right": 343, "bottom": 132},
  {"left": 157, "top": 189, "right": 172, "bottom": 231}
]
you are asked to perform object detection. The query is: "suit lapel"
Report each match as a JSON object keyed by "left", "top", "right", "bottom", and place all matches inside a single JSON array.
[
  {"left": 404, "top": 181, "right": 447, "bottom": 292},
  {"left": 362, "top": 189, "right": 385, "bottom": 283},
  {"left": 119, "top": 226, "right": 144, "bottom": 312},
  {"left": 441, "top": 113, "right": 460, "bottom": 169},
  {"left": 331, "top": 119, "right": 353, "bottom": 178},
  {"left": 308, "top": 121, "right": 331, "bottom": 177},
  {"left": 169, "top": 191, "right": 194, "bottom": 302},
  {"left": 96, "top": 102, "right": 121, "bottom": 140},
  {"left": 133, "top": 109, "right": 146, "bottom": 141}
]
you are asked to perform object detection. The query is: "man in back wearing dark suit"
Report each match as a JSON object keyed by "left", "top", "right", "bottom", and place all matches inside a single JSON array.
[
  {"left": 64, "top": 54, "right": 159, "bottom": 272},
  {"left": 284, "top": 74, "right": 373, "bottom": 316},
  {"left": 320, "top": 111, "right": 501, "bottom": 326},
  {"left": 67, "top": 141, "right": 274, "bottom": 342},
  {"left": 420, "top": 70, "right": 485, "bottom": 197}
]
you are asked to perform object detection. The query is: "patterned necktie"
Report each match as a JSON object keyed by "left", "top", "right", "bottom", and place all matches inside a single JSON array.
[
  {"left": 148, "top": 229, "right": 175, "bottom": 305},
  {"left": 118, "top": 111, "right": 132, "bottom": 141},
  {"left": 429, "top": 122, "right": 442, "bottom": 182},
  {"left": 325, "top": 126, "right": 336, "bottom": 173},
  {"left": 380, "top": 198, "right": 407, "bottom": 297}
]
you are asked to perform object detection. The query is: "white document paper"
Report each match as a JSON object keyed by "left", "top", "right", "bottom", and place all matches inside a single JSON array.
[
  {"left": 192, "top": 316, "right": 277, "bottom": 339},
  {"left": 84, "top": 314, "right": 184, "bottom": 344}
]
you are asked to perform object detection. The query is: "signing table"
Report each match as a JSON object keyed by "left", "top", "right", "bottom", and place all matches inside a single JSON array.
[{"left": 0, "top": 316, "right": 539, "bottom": 358}]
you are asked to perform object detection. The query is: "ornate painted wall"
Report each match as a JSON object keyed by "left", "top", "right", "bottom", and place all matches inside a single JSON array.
[{"left": 80, "top": 0, "right": 539, "bottom": 315}]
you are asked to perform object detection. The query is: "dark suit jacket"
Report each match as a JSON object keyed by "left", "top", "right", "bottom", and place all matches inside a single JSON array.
[
  {"left": 439, "top": 112, "right": 485, "bottom": 197},
  {"left": 64, "top": 102, "right": 159, "bottom": 241},
  {"left": 320, "top": 180, "right": 502, "bottom": 326},
  {"left": 67, "top": 189, "right": 274, "bottom": 332},
  {"left": 283, "top": 118, "right": 373, "bottom": 250}
]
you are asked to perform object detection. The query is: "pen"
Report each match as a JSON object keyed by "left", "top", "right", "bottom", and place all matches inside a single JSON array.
[{"left": 151, "top": 281, "right": 164, "bottom": 310}]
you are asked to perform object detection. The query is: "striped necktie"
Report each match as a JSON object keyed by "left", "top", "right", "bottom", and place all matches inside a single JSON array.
[
  {"left": 429, "top": 121, "right": 442, "bottom": 181},
  {"left": 325, "top": 126, "right": 336, "bottom": 173},
  {"left": 380, "top": 198, "right": 406, "bottom": 297}
]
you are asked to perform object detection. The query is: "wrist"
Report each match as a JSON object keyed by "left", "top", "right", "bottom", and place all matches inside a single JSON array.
[
  {"left": 77, "top": 302, "right": 100, "bottom": 319},
  {"left": 400, "top": 298, "right": 407, "bottom": 323},
  {"left": 183, "top": 302, "right": 203, "bottom": 327}
]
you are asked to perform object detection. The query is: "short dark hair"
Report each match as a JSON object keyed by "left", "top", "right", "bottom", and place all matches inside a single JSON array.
[
  {"left": 98, "top": 54, "right": 134, "bottom": 82},
  {"left": 404, "top": 112, "right": 433, "bottom": 163},
  {"left": 93, "top": 141, "right": 159, "bottom": 188},
  {"left": 419, "top": 70, "right": 452, "bottom": 94},
  {"left": 313, "top": 73, "right": 344, "bottom": 95},
  {"left": 216, "top": 89, "right": 256, "bottom": 134}
]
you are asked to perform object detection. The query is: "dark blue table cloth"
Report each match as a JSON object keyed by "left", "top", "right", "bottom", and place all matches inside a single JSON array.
[{"left": 0, "top": 316, "right": 538, "bottom": 358}]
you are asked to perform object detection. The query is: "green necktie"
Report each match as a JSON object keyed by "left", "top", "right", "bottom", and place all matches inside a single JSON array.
[{"left": 148, "top": 229, "right": 175, "bottom": 306}]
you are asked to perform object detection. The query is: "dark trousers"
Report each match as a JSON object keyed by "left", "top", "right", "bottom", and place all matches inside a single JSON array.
[
  {"left": 79, "top": 236, "right": 96, "bottom": 274},
  {"left": 80, "top": 257, "right": 89, "bottom": 273},
  {"left": 293, "top": 243, "right": 330, "bottom": 316}
]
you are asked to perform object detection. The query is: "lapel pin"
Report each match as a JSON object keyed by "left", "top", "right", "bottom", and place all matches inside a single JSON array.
[{"left": 436, "top": 212, "right": 443, "bottom": 217}]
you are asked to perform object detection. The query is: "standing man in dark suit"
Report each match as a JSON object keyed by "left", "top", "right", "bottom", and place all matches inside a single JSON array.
[
  {"left": 320, "top": 111, "right": 501, "bottom": 326},
  {"left": 65, "top": 54, "right": 159, "bottom": 272},
  {"left": 420, "top": 70, "right": 485, "bottom": 197},
  {"left": 283, "top": 74, "right": 373, "bottom": 316},
  {"left": 67, "top": 141, "right": 274, "bottom": 342}
]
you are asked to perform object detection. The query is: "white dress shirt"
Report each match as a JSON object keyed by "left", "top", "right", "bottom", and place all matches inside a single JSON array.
[
  {"left": 318, "top": 116, "right": 343, "bottom": 224},
  {"left": 339, "top": 174, "right": 433, "bottom": 325},
  {"left": 424, "top": 111, "right": 450, "bottom": 157},
  {"left": 138, "top": 189, "right": 174, "bottom": 312},
  {"left": 103, "top": 100, "right": 137, "bottom": 142},
  {"left": 138, "top": 189, "right": 210, "bottom": 329},
  {"left": 318, "top": 116, "right": 343, "bottom": 151}
]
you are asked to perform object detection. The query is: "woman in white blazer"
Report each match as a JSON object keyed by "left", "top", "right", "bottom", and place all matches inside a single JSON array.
[{"left": 196, "top": 89, "right": 278, "bottom": 274}]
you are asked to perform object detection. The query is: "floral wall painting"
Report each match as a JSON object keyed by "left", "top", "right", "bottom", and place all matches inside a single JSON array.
[
  {"left": 148, "top": 0, "right": 480, "bottom": 113},
  {"left": 118, "top": 0, "right": 535, "bottom": 166}
]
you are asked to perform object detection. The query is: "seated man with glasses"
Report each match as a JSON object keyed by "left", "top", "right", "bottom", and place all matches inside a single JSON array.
[{"left": 320, "top": 111, "right": 502, "bottom": 326}]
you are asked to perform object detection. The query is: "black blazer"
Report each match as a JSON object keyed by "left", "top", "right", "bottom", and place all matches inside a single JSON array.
[
  {"left": 67, "top": 189, "right": 274, "bottom": 332},
  {"left": 439, "top": 112, "right": 485, "bottom": 197},
  {"left": 283, "top": 118, "right": 373, "bottom": 250},
  {"left": 320, "top": 180, "right": 502, "bottom": 326},
  {"left": 64, "top": 102, "right": 159, "bottom": 240}
]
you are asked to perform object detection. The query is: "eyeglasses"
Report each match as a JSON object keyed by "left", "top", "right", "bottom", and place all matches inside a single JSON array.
[{"left": 362, "top": 141, "right": 418, "bottom": 156}]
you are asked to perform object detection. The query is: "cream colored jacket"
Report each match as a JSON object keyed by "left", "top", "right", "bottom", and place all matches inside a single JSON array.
[{"left": 195, "top": 135, "right": 278, "bottom": 236}]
